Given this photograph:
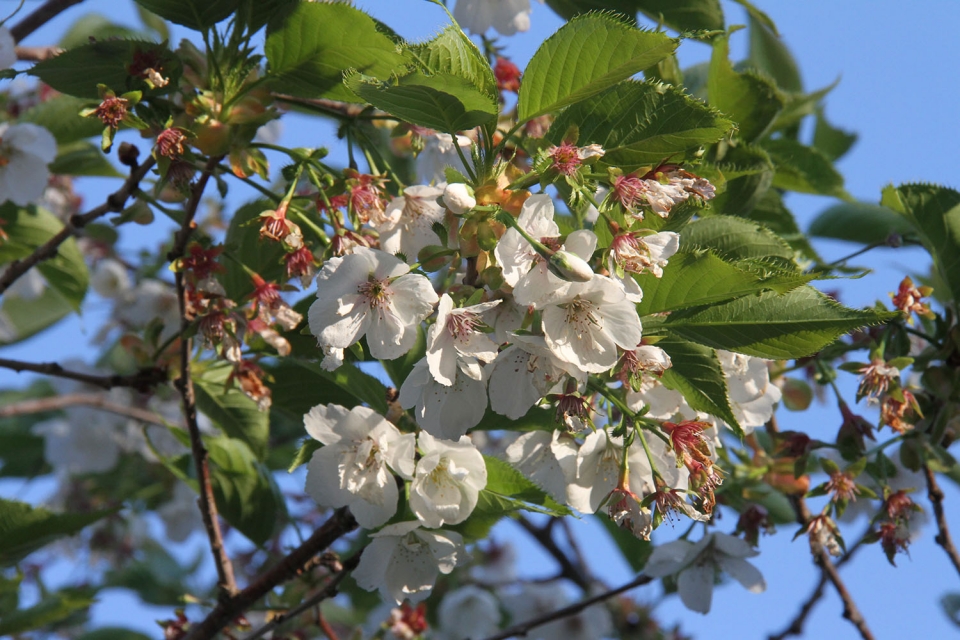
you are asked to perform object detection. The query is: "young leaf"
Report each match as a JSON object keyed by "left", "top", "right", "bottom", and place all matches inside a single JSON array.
[
  {"left": 813, "top": 110, "right": 857, "bottom": 162},
  {"left": 663, "top": 285, "right": 897, "bottom": 359},
  {"left": 708, "top": 32, "right": 784, "bottom": 142},
  {"left": 50, "top": 142, "right": 124, "bottom": 178},
  {"left": 636, "top": 0, "right": 724, "bottom": 33},
  {"left": 679, "top": 215, "right": 795, "bottom": 263},
  {"left": 658, "top": 337, "right": 741, "bottom": 434},
  {"left": 409, "top": 24, "right": 498, "bottom": 102},
  {"left": 548, "top": 81, "right": 733, "bottom": 171},
  {"left": 762, "top": 138, "right": 846, "bottom": 198},
  {"left": 0, "top": 588, "right": 96, "bottom": 636},
  {"left": 132, "top": 0, "right": 237, "bottom": 31},
  {"left": 264, "top": 2, "right": 408, "bottom": 100},
  {"left": 518, "top": 14, "right": 677, "bottom": 121},
  {"left": 808, "top": 201, "right": 913, "bottom": 246},
  {"left": 193, "top": 362, "right": 270, "bottom": 460},
  {"left": 746, "top": 10, "right": 801, "bottom": 92}
]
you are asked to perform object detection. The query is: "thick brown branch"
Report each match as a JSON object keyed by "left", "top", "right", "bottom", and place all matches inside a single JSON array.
[
  {"left": 169, "top": 156, "right": 235, "bottom": 598},
  {"left": 0, "top": 357, "right": 167, "bottom": 392},
  {"left": 923, "top": 464, "right": 960, "bottom": 578},
  {"left": 0, "top": 392, "right": 173, "bottom": 426},
  {"left": 477, "top": 573, "right": 653, "bottom": 640},
  {"left": 184, "top": 508, "right": 358, "bottom": 640},
  {"left": 241, "top": 551, "right": 362, "bottom": 640},
  {"left": 10, "top": 0, "right": 84, "bottom": 42},
  {"left": 0, "top": 156, "right": 156, "bottom": 295},
  {"left": 515, "top": 515, "right": 591, "bottom": 591}
]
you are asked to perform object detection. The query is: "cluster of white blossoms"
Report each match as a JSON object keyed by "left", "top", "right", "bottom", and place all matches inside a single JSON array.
[{"left": 301, "top": 146, "right": 781, "bottom": 608}]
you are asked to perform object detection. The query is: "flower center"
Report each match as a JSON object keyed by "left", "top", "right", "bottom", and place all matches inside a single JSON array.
[
  {"left": 358, "top": 277, "right": 392, "bottom": 308},
  {"left": 562, "top": 296, "right": 601, "bottom": 338},
  {"left": 446, "top": 310, "right": 480, "bottom": 339}
]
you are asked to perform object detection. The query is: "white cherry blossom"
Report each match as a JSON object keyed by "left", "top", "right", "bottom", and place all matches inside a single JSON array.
[
  {"left": 438, "top": 586, "right": 501, "bottom": 640},
  {"left": 378, "top": 185, "right": 445, "bottom": 264},
  {"left": 33, "top": 417, "right": 122, "bottom": 475},
  {"left": 399, "top": 358, "right": 488, "bottom": 439},
  {"left": 427, "top": 294, "right": 501, "bottom": 386},
  {"left": 157, "top": 482, "right": 204, "bottom": 543},
  {"left": 308, "top": 247, "right": 438, "bottom": 361},
  {"left": 352, "top": 520, "right": 463, "bottom": 604},
  {"left": 0, "top": 123, "right": 57, "bottom": 206},
  {"left": 416, "top": 133, "right": 470, "bottom": 185},
  {"left": 304, "top": 403, "right": 415, "bottom": 529},
  {"left": 115, "top": 279, "right": 181, "bottom": 340},
  {"left": 718, "top": 350, "right": 782, "bottom": 433},
  {"left": 644, "top": 532, "right": 766, "bottom": 613},
  {"left": 454, "top": 0, "right": 537, "bottom": 36},
  {"left": 90, "top": 259, "right": 132, "bottom": 299},
  {"left": 409, "top": 431, "right": 487, "bottom": 528},
  {"left": 503, "top": 581, "right": 612, "bottom": 640},
  {"left": 487, "top": 333, "right": 584, "bottom": 420},
  {"left": 504, "top": 430, "right": 578, "bottom": 504}
]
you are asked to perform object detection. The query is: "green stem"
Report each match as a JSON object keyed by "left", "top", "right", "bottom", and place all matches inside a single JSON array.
[
  {"left": 218, "top": 165, "right": 282, "bottom": 203},
  {"left": 587, "top": 379, "right": 669, "bottom": 444},
  {"left": 452, "top": 133, "right": 477, "bottom": 183}
]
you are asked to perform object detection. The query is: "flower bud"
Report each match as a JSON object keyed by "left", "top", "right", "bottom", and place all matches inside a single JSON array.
[
  {"left": 547, "top": 249, "right": 594, "bottom": 282},
  {"left": 442, "top": 183, "right": 476, "bottom": 214}
]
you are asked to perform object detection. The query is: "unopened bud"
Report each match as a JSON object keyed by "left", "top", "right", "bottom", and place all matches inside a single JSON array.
[
  {"left": 547, "top": 249, "right": 594, "bottom": 282},
  {"left": 442, "top": 183, "right": 476, "bottom": 215}
]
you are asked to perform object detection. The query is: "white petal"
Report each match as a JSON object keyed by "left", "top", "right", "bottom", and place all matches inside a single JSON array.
[
  {"left": 717, "top": 555, "right": 766, "bottom": 594},
  {"left": 643, "top": 539, "right": 695, "bottom": 577},
  {"left": 677, "top": 564, "right": 715, "bottom": 614}
]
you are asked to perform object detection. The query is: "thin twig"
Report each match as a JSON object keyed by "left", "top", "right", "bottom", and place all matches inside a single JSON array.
[
  {"left": 241, "top": 551, "right": 362, "bottom": 640},
  {"left": 476, "top": 573, "right": 653, "bottom": 640},
  {"left": 0, "top": 358, "right": 167, "bottom": 392},
  {"left": 768, "top": 530, "right": 869, "bottom": 640},
  {"left": 168, "top": 156, "right": 236, "bottom": 599},
  {"left": 184, "top": 508, "right": 358, "bottom": 640},
  {"left": 272, "top": 94, "right": 388, "bottom": 120},
  {"left": 0, "top": 392, "right": 173, "bottom": 426},
  {"left": 923, "top": 464, "right": 960, "bottom": 578},
  {"left": 515, "top": 515, "right": 591, "bottom": 591},
  {"left": 10, "top": 0, "right": 83, "bottom": 42},
  {"left": 0, "top": 156, "right": 156, "bottom": 295},
  {"left": 15, "top": 45, "right": 62, "bottom": 61}
]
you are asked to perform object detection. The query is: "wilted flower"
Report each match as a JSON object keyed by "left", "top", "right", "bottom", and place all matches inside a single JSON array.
[
  {"left": 880, "top": 389, "right": 921, "bottom": 433},
  {"left": 156, "top": 128, "right": 188, "bottom": 158},
  {"left": 855, "top": 359, "right": 899, "bottom": 403},
  {"left": 494, "top": 57, "right": 522, "bottom": 92},
  {"left": 891, "top": 276, "right": 933, "bottom": 320},
  {"left": 94, "top": 96, "right": 130, "bottom": 128}
]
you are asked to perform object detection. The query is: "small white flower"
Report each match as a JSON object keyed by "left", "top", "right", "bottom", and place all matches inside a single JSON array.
[
  {"left": 609, "top": 231, "right": 680, "bottom": 279},
  {"left": 304, "top": 403, "right": 416, "bottom": 529},
  {"left": 308, "top": 247, "right": 438, "bottom": 361},
  {"left": 718, "top": 350, "right": 782, "bottom": 433},
  {"left": 379, "top": 185, "right": 446, "bottom": 264},
  {"left": 416, "top": 133, "right": 471, "bottom": 185},
  {"left": 644, "top": 532, "right": 766, "bottom": 614},
  {"left": 0, "top": 27, "right": 16, "bottom": 70},
  {"left": 454, "top": 0, "right": 536, "bottom": 36},
  {"left": 90, "top": 259, "right": 132, "bottom": 298},
  {"left": 426, "top": 294, "right": 501, "bottom": 386},
  {"left": 438, "top": 586, "right": 501, "bottom": 640},
  {"left": 33, "top": 417, "right": 121, "bottom": 475},
  {"left": 409, "top": 431, "right": 487, "bottom": 528},
  {"left": 487, "top": 333, "right": 583, "bottom": 420},
  {"left": 352, "top": 520, "right": 463, "bottom": 604},
  {"left": 115, "top": 279, "right": 181, "bottom": 340},
  {"left": 399, "top": 358, "right": 488, "bottom": 439},
  {"left": 504, "top": 430, "right": 578, "bottom": 504},
  {"left": 0, "top": 123, "right": 57, "bottom": 206},
  {"left": 441, "top": 182, "right": 476, "bottom": 215}
]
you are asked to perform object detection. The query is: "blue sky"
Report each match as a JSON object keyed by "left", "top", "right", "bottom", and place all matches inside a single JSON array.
[{"left": 2, "top": 1, "right": 960, "bottom": 638}]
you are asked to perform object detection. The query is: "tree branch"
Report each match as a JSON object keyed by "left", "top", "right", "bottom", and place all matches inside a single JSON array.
[
  {"left": 0, "top": 156, "right": 156, "bottom": 295},
  {"left": 10, "top": 0, "right": 84, "bottom": 42},
  {"left": 923, "top": 464, "right": 960, "bottom": 578},
  {"left": 240, "top": 551, "right": 362, "bottom": 640},
  {"left": 515, "top": 515, "right": 592, "bottom": 591},
  {"left": 0, "top": 357, "right": 167, "bottom": 392},
  {"left": 184, "top": 508, "right": 358, "bottom": 640},
  {"left": 272, "top": 94, "right": 389, "bottom": 120},
  {"left": 15, "top": 45, "right": 62, "bottom": 61},
  {"left": 167, "top": 156, "right": 236, "bottom": 599},
  {"left": 0, "top": 392, "right": 174, "bottom": 426},
  {"left": 476, "top": 573, "right": 653, "bottom": 640}
]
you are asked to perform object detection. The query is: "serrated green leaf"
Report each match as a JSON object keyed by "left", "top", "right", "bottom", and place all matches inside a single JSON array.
[
  {"left": 545, "top": 0, "right": 641, "bottom": 24},
  {"left": 882, "top": 183, "right": 960, "bottom": 305},
  {"left": 18, "top": 95, "right": 102, "bottom": 145},
  {"left": 657, "top": 337, "right": 740, "bottom": 433},
  {"left": 265, "top": 2, "right": 408, "bottom": 100},
  {"left": 708, "top": 143, "right": 774, "bottom": 216},
  {"left": 133, "top": 0, "right": 237, "bottom": 31},
  {"left": 746, "top": 11, "right": 801, "bottom": 92},
  {"left": 484, "top": 455, "right": 571, "bottom": 516},
  {"left": 809, "top": 201, "right": 915, "bottom": 246},
  {"left": 663, "top": 285, "right": 897, "bottom": 359},
  {"left": 518, "top": 14, "right": 677, "bottom": 121},
  {"left": 30, "top": 40, "right": 182, "bottom": 99},
  {"left": 0, "top": 588, "right": 95, "bottom": 635},
  {"left": 548, "top": 81, "right": 732, "bottom": 171},
  {"left": 59, "top": 14, "right": 147, "bottom": 49},
  {"left": 345, "top": 70, "right": 497, "bottom": 133},
  {"left": 761, "top": 138, "right": 846, "bottom": 197},
  {"left": 813, "top": 110, "right": 857, "bottom": 162},
  {"left": 708, "top": 33, "right": 784, "bottom": 142},
  {"left": 193, "top": 362, "right": 270, "bottom": 460},
  {"left": 679, "top": 215, "right": 795, "bottom": 262},
  {"left": 409, "top": 25, "right": 498, "bottom": 102},
  {"left": 266, "top": 358, "right": 389, "bottom": 417},
  {"left": 50, "top": 141, "right": 124, "bottom": 177},
  {"left": 636, "top": 0, "right": 724, "bottom": 32},
  {"left": 741, "top": 189, "right": 822, "bottom": 263},
  {"left": 0, "top": 498, "right": 113, "bottom": 566}
]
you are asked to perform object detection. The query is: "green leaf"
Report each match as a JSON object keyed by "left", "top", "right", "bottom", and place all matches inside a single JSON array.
[
  {"left": 761, "top": 138, "right": 846, "bottom": 197},
  {"left": 0, "top": 588, "right": 96, "bottom": 635},
  {"left": 746, "top": 11, "right": 801, "bottom": 92},
  {"left": 548, "top": 81, "right": 732, "bottom": 171},
  {"left": 193, "top": 362, "right": 270, "bottom": 460},
  {"left": 265, "top": 2, "right": 408, "bottom": 100},
  {"left": 636, "top": 251, "right": 809, "bottom": 316},
  {"left": 50, "top": 141, "right": 124, "bottom": 178},
  {"left": 808, "top": 201, "right": 914, "bottom": 245},
  {"left": 518, "top": 14, "right": 677, "bottom": 121},
  {"left": 545, "top": 0, "right": 643, "bottom": 24},
  {"left": 77, "top": 628, "right": 154, "bottom": 640},
  {"left": 708, "top": 33, "right": 784, "bottom": 142},
  {"left": 59, "top": 14, "right": 146, "bottom": 49},
  {"left": 267, "top": 358, "right": 389, "bottom": 417},
  {"left": 679, "top": 215, "right": 795, "bottom": 263},
  {"left": 207, "top": 436, "right": 286, "bottom": 546},
  {"left": 662, "top": 285, "right": 897, "bottom": 358},
  {"left": 636, "top": 0, "right": 724, "bottom": 32},
  {"left": 881, "top": 184, "right": 960, "bottom": 305},
  {"left": 132, "top": 0, "right": 237, "bottom": 31},
  {"left": 658, "top": 337, "right": 740, "bottom": 433},
  {"left": 104, "top": 541, "right": 201, "bottom": 606},
  {"left": 596, "top": 513, "right": 651, "bottom": 572},
  {"left": 30, "top": 40, "right": 182, "bottom": 99},
  {"left": 221, "top": 199, "right": 286, "bottom": 302},
  {"left": 484, "top": 455, "right": 571, "bottom": 516},
  {"left": 409, "top": 25, "right": 498, "bottom": 102},
  {"left": 345, "top": 70, "right": 497, "bottom": 133},
  {"left": 813, "top": 110, "right": 857, "bottom": 161},
  {"left": 707, "top": 143, "right": 774, "bottom": 216},
  {"left": 0, "top": 498, "right": 113, "bottom": 566},
  {"left": 18, "top": 95, "right": 102, "bottom": 145},
  {"left": 288, "top": 439, "right": 322, "bottom": 472},
  {"left": 742, "top": 190, "right": 822, "bottom": 263}
]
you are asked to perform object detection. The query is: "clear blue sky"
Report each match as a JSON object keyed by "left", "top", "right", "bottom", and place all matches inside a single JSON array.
[{"left": 2, "top": 1, "right": 959, "bottom": 638}]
